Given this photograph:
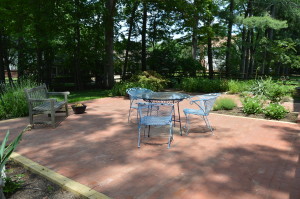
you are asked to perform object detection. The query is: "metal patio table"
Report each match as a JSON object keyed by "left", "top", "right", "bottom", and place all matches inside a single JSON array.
[{"left": 142, "top": 92, "right": 190, "bottom": 135}]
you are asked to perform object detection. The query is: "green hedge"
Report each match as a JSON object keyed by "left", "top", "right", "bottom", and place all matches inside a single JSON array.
[{"left": 111, "top": 71, "right": 169, "bottom": 96}]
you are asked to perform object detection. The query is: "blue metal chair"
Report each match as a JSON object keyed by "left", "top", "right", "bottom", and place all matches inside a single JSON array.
[
  {"left": 183, "top": 93, "right": 220, "bottom": 135},
  {"left": 126, "top": 87, "right": 153, "bottom": 123},
  {"left": 137, "top": 103, "right": 174, "bottom": 148}
]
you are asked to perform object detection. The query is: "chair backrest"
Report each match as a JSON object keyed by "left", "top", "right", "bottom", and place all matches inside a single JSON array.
[
  {"left": 24, "top": 84, "right": 48, "bottom": 107},
  {"left": 138, "top": 103, "right": 174, "bottom": 125},
  {"left": 192, "top": 94, "right": 220, "bottom": 115},
  {"left": 126, "top": 87, "right": 153, "bottom": 100}
]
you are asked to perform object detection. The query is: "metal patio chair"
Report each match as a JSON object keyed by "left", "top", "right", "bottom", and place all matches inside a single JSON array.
[
  {"left": 137, "top": 103, "right": 174, "bottom": 148},
  {"left": 126, "top": 87, "right": 153, "bottom": 122},
  {"left": 183, "top": 93, "right": 220, "bottom": 135}
]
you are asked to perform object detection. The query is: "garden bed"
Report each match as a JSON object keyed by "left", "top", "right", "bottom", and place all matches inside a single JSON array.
[
  {"left": 4, "top": 161, "right": 84, "bottom": 199},
  {"left": 212, "top": 107, "right": 298, "bottom": 123}
]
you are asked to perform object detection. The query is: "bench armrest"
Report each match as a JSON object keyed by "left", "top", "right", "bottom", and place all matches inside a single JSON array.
[
  {"left": 47, "top": 92, "right": 70, "bottom": 96},
  {"left": 47, "top": 92, "right": 70, "bottom": 102}
]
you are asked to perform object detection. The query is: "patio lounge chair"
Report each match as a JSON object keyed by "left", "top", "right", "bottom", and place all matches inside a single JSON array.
[
  {"left": 137, "top": 103, "right": 174, "bottom": 148},
  {"left": 126, "top": 87, "right": 153, "bottom": 122},
  {"left": 183, "top": 93, "right": 220, "bottom": 135}
]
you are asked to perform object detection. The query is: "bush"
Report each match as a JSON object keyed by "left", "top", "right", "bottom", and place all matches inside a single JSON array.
[
  {"left": 242, "top": 96, "right": 263, "bottom": 114},
  {"left": 0, "top": 79, "right": 38, "bottom": 120},
  {"left": 251, "top": 77, "right": 294, "bottom": 102},
  {"left": 265, "top": 84, "right": 294, "bottom": 103},
  {"left": 264, "top": 103, "right": 288, "bottom": 119},
  {"left": 213, "top": 98, "right": 237, "bottom": 110},
  {"left": 180, "top": 78, "right": 228, "bottom": 93},
  {"left": 111, "top": 71, "right": 168, "bottom": 96},
  {"left": 227, "top": 80, "right": 254, "bottom": 94}
]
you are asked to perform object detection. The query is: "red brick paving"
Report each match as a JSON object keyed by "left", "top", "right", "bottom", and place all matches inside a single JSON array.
[{"left": 0, "top": 96, "right": 299, "bottom": 199}]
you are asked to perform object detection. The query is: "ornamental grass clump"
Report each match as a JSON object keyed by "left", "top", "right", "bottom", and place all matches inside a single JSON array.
[
  {"left": 213, "top": 98, "right": 237, "bottom": 110},
  {"left": 0, "top": 79, "right": 38, "bottom": 120},
  {"left": 242, "top": 96, "right": 263, "bottom": 115},
  {"left": 263, "top": 103, "right": 288, "bottom": 119}
]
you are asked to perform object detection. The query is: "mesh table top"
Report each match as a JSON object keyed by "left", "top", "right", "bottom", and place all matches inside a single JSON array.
[{"left": 142, "top": 92, "right": 190, "bottom": 103}]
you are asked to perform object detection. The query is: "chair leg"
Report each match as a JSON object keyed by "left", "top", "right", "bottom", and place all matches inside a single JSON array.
[
  {"left": 168, "top": 123, "right": 173, "bottom": 148},
  {"left": 128, "top": 107, "right": 132, "bottom": 123},
  {"left": 65, "top": 103, "right": 69, "bottom": 116},
  {"left": 203, "top": 116, "right": 213, "bottom": 134},
  {"left": 138, "top": 125, "right": 142, "bottom": 148},
  {"left": 185, "top": 114, "right": 190, "bottom": 135},
  {"left": 51, "top": 110, "right": 56, "bottom": 128},
  {"left": 29, "top": 110, "right": 34, "bottom": 128}
]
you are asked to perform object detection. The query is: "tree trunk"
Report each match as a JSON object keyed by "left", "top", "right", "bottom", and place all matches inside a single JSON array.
[
  {"left": 225, "top": 0, "right": 234, "bottom": 78},
  {"left": 0, "top": 31, "right": 5, "bottom": 84},
  {"left": 104, "top": 0, "right": 116, "bottom": 88},
  {"left": 192, "top": 17, "right": 199, "bottom": 60},
  {"left": 122, "top": 1, "right": 138, "bottom": 80},
  {"left": 141, "top": 1, "right": 147, "bottom": 71},
  {"left": 74, "top": 0, "right": 83, "bottom": 90},
  {"left": 44, "top": 48, "right": 54, "bottom": 87},
  {"left": 240, "top": 0, "right": 252, "bottom": 79},
  {"left": 207, "top": 36, "right": 213, "bottom": 79}
]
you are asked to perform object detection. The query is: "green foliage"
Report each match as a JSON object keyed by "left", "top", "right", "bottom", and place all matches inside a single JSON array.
[
  {"left": 213, "top": 98, "right": 237, "bottom": 110},
  {"left": 227, "top": 80, "right": 254, "bottom": 94},
  {"left": 251, "top": 77, "right": 294, "bottom": 102},
  {"left": 1, "top": 130, "right": 24, "bottom": 173},
  {"left": 238, "top": 15, "right": 288, "bottom": 30},
  {"left": 180, "top": 78, "right": 228, "bottom": 93},
  {"left": 264, "top": 103, "right": 288, "bottom": 119},
  {"left": 265, "top": 84, "right": 294, "bottom": 103},
  {"left": 111, "top": 71, "right": 168, "bottom": 96},
  {"left": 0, "top": 79, "right": 38, "bottom": 120},
  {"left": 242, "top": 96, "right": 263, "bottom": 115},
  {"left": 3, "top": 176, "right": 24, "bottom": 194}
]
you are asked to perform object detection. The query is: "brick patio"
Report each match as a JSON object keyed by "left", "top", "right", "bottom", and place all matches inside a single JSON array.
[{"left": 0, "top": 96, "right": 299, "bottom": 199}]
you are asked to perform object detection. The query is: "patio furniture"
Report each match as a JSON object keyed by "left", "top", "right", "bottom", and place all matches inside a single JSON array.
[
  {"left": 183, "top": 93, "right": 220, "bottom": 135},
  {"left": 142, "top": 92, "right": 190, "bottom": 135},
  {"left": 137, "top": 103, "right": 174, "bottom": 148},
  {"left": 24, "top": 84, "right": 70, "bottom": 128},
  {"left": 126, "top": 87, "right": 153, "bottom": 122}
]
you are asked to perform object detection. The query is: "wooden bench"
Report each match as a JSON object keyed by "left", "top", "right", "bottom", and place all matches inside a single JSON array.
[{"left": 24, "top": 84, "right": 70, "bottom": 128}]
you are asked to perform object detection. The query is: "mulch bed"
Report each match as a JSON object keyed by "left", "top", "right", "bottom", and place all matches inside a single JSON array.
[
  {"left": 4, "top": 161, "right": 84, "bottom": 199},
  {"left": 212, "top": 107, "right": 298, "bottom": 123}
]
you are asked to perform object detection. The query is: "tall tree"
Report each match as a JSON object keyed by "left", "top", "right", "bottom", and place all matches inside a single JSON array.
[
  {"left": 103, "top": 0, "right": 117, "bottom": 88},
  {"left": 225, "top": 0, "right": 235, "bottom": 77},
  {"left": 141, "top": 1, "right": 147, "bottom": 71}
]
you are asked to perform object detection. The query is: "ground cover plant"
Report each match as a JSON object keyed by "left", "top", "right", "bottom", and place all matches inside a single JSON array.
[
  {"left": 242, "top": 96, "right": 263, "bottom": 115},
  {"left": 55, "top": 89, "right": 110, "bottom": 103},
  {"left": 213, "top": 98, "right": 237, "bottom": 110},
  {"left": 0, "top": 80, "right": 38, "bottom": 120},
  {"left": 264, "top": 103, "right": 289, "bottom": 119}
]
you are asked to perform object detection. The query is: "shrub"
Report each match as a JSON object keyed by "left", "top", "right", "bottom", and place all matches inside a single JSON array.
[
  {"left": 227, "top": 80, "right": 254, "bottom": 94},
  {"left": 111, "top": 71, "right": 168, "bottom": 96},
  {"left": 0, "top": 79, "right": 38, "bottom": 120},
  {"left": 213, "top": 98, "right": 237, "bottom": 110},
  {"left": 180, "top": 78, "right": 228, "bottom": 93},
  {"left": 251, "top": 77, "right": 294, "bottom": 102},
  {"left": 265, "top": 84, "right": 294, "bottom": 103},
  {"left": 263, "top": 103, "right": 288, "bottom": 119},
  {"left": 242, "top": 96, "right": 263, "bottom": 114}
]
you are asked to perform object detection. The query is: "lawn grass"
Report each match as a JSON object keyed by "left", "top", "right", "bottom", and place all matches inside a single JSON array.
[{"left": 55, "top": 89, "right": 111, "bottom": 103}]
